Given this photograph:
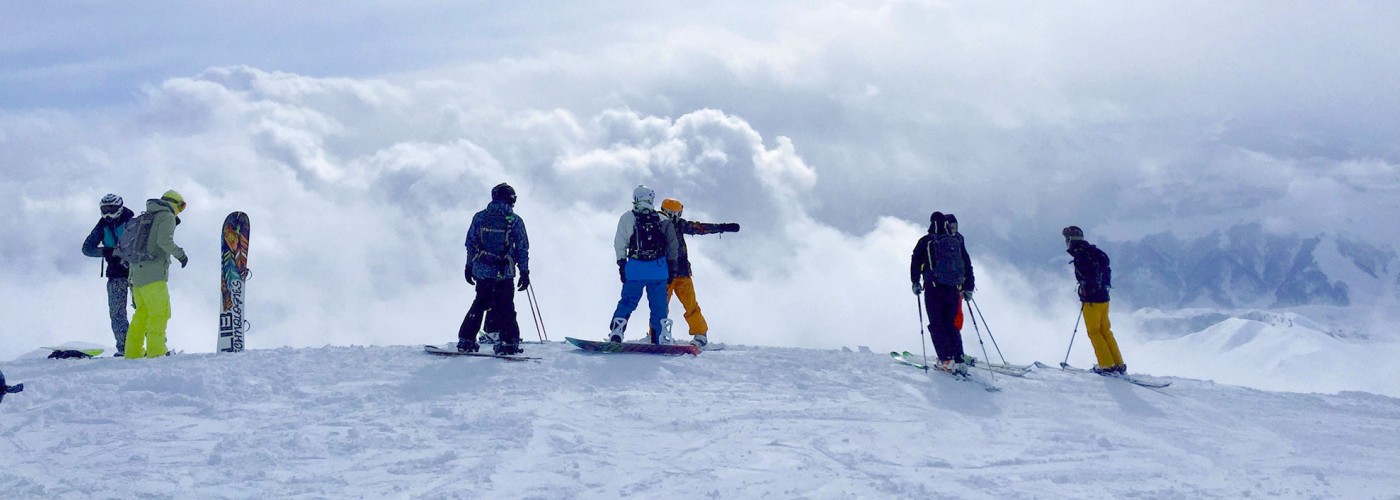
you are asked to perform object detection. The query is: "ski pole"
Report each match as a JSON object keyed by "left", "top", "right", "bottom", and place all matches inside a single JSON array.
[
  {"left": 965, "top": 298, "right": 995, "bottom": 382},
  {"left": 915, "top": 293, "right": 929, "bottom": 372},
  {"left": 1061, "top": 303, "right": 1084, "bottom": 368},
  {"left": 968, "top": 297, "right": 1007, "bottom": 365},
  {"left": 526, "top": 285, "right": 549, "bottom": 342}
]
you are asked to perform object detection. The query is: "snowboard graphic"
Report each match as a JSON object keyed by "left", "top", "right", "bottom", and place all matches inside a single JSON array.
[
  {"left": 565, "top": 337, "right": 701, "bottom": 356},
  {"left": 218, "top": 212, "right": 251, "bottom": 353}
]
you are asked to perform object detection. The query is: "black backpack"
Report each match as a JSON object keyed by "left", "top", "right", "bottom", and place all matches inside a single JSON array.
[
  {"left": 474, "top": 211, "right": 516, "bottom": 266},
  {"left": 629, "top": 210, "right": 666, "bottom": 261},
  {"left": 114, "top": 212, "right": 158, "bottom": 265},
  {"left": 926, "top": 233, "right": 966, "bottom": 287},
  {"left": 1086, "top": 245, "right": 1112, "bottom": 289}
]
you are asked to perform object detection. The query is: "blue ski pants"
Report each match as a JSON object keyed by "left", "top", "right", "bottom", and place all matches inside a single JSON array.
[{"left": 612, "top": 279, "right": 669, "bottom": 339}]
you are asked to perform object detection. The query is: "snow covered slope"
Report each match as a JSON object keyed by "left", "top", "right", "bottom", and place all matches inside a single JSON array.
[{"left": 2, "top": 344, "right": 1397, "bottom": 498}]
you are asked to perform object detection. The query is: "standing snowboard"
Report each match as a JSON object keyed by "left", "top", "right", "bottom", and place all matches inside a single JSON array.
[{"left": 218, "top": 212, "right": 251, "bottom": 353}]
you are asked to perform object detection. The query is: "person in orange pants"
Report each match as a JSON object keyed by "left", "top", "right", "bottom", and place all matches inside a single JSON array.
[
  {"left": 653, "top": 198, "right": 740, "bottom": 348},
  {"left": 1063, "top": 225, "right": 1125, "bottom": 374},
  {"left": 125, "top": 190, "right": 188, "bottom": 359}
]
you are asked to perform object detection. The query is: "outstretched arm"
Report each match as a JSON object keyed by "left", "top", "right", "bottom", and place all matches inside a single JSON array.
[{"left": 677, "top": 219, "right": 738, "bottom": 236}]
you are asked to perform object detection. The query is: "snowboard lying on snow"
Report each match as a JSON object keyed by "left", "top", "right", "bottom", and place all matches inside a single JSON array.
[
  {"left": 423, "top": 344, "right": 539, "bottom": 361},
  {"left": 565, "top": 337, "right": 701, "bottom": 356}
]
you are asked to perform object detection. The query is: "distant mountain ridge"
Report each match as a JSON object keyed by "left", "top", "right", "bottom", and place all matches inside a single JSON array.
[{"left": 1097, "top": 224, "right": 1396, "bottom": 310}]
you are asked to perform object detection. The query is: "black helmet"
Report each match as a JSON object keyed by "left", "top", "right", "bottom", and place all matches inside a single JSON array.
[
  {"left": 1063, "top": 226, "right": 1084, "bottom": 240},
  {"left": 491, "top": 183, "right": 517, "bottom": 205},
  {"left": 945, "top": 213, "right": 959, "bottom": 235}
]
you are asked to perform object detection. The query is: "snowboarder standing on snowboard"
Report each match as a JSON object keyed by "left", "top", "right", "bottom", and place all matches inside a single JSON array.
[
  {"left": 125, "top": 190, "right": 188, "bottom": 359},
  {"left": 1063, "top": 226, "right": 1125, "bottom": 374},
  {"left": 81, "top": 194, "right": 136, "bottom": 357},
  {"left": 650, "top": 198, "right": 740, "bottom": 348},
  {"left": 457, "top": 183, "right": 530, "bottom": 356},
  {"left": 910, "top": 212, "right": 976, "bottom": 374},
  {"left": 610, "top": 185, "right": 680, "bottom": 344}
]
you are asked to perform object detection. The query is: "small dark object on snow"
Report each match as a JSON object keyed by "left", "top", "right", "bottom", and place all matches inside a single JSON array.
[{"left": 1, "top": 370, "right": 24, "bottom": 404}]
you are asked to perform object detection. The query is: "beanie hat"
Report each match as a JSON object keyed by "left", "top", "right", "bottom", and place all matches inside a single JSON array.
[
  {"left": 491, "top": 183, "right": 517, "bottom": 205},
  {"left": 1063, "top": 226, "right": 1084, "bottom": 241}
]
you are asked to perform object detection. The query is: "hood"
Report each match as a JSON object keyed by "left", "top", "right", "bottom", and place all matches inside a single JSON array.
[{"left": 145, "top": 198, "right": 181, "bottom": 224}]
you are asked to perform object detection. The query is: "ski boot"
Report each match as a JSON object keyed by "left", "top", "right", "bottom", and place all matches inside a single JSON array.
[
  {"left": 478, "top": 331, "right": 499, "bottom": 345},
  {"left": 493, "top": 341, "right": 523, "bottom": 356},
  {"left": 456, "top": 338, "right": 480, "bottom": 353},
  {"left": 608, "top": 318, "right": 627, "bottom": 343},
  {"left": 690, "top": 334, "right": 708, "bottom": 349}
]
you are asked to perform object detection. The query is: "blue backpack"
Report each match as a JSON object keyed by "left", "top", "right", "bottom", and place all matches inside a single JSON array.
[{"left": 474, "top": 212, "right": 516, "bottom": 266}]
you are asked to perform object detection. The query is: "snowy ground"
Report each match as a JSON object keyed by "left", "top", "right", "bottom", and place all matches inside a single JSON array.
[{"left": 2, "top": 343, "right": 1398, "bottom": 498}]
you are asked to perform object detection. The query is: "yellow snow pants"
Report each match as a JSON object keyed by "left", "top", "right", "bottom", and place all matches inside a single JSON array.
[
  {"left": 1082, "top": 301, "right": 1124, "bottom": 368},
  {"left": 667, "top": 276, "right": 709, "bottom": 336},
  {"left": 125, "top": 281, "right": 171, "bottom": 358}
]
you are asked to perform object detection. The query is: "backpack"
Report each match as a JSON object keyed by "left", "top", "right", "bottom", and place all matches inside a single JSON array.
[
  {"left": 1083, "top": 244, "right": 1112, "bottom": 290},
  {"left": 629, "top": 210, "right": 666, "bottom": 261},
  {"left": 114, "top": 213, "right": 158, "bottom": 265},
  {"left": 474, "top": 211, "right": 515, "bottom": 266},
  {"left": 926, "top": 233, "right": 966, "bottom": 287}
]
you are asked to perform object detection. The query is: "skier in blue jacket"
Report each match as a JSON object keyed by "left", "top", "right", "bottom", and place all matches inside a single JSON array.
[{"left": 456, "top": 183, "right": 530, "bottom": 355}]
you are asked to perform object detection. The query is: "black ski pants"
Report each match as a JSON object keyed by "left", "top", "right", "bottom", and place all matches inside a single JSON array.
[
  {"left": 458, "top": 278, "right": 520, "bottom": 345},
  {"left": 924, "top": 284, "right": 965, "bottom": 362}
]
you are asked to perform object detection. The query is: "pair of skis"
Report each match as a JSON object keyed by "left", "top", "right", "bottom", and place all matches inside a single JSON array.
[
  {"left": 890, "top": 351, "right": 1002, "bottom": 392},
  {"left": 1033, "top": 361, "right": 1171, "bottom": 388}
]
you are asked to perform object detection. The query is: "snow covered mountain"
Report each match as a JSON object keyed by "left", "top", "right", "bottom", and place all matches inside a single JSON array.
[
  {"left": 1099, "top": 224, "right": 1396, "bottom": 311},
  {"left": 2, "top": 343, "right": 1397, "bottom": 497}
]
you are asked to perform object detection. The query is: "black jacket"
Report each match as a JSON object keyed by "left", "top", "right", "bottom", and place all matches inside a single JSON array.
[
  {"left": 670, "top": 218, "right": 735, "bottom": 277},
  {"left": 81, "top": 207, "right": 136, "bottom": 279},
  {"left": 1068, "top": 240, "right": 1111, "bottom": 303}
]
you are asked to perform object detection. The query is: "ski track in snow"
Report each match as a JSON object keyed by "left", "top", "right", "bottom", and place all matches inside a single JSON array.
[{"left": 2, "top": 344, "right": 1398, "bottom": 498}]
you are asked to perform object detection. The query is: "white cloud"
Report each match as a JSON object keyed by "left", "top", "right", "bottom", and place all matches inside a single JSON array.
[{"left": 2, "top": 2, "right": 1399, "bottom": 390}]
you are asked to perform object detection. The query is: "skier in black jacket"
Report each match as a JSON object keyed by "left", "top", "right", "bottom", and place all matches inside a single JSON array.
[
  {"left": 1064, "top": 226, "right": 1124, "bottom": 374},
  {"left": 910, "top": 212, "right": 975, "bottom": 374},
  {"left": 80, "top": 194, "right": 135, "bottom": 357}
]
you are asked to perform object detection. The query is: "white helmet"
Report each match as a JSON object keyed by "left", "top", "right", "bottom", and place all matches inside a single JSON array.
[{"left": 632, "top": 185, "right": 655, "bottom": 206}]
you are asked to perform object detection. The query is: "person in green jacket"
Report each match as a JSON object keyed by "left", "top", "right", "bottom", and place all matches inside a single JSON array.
[{"left": 126, "top": 190, "right": 189, "bottom": 359}]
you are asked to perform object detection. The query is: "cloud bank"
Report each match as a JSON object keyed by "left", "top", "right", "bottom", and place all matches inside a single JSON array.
[{"left": 3, "top": 2, "right": 1399, "bottom": 393}]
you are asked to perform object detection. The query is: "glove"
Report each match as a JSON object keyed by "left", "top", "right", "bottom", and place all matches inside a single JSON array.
[
  {"left": 617, "top": 259, "right": 627, "bottom": 283},
  {"left": 962, "top": 290, "right": 974, "bottom": 301},
  {"left": 464, "top": 265, "right": 476, "bottom": 285},
  {"left": 101, "top": 248, "right": 115, "bottom": 258},
  {"left": 723, "top": 223, "right": 741, "bottom": 233},
  {"left": 516, "top": 271, "right": 530, "bottom": 292},
  {"left": 911, "top": 282, "right": 923, "bottom": 295},
  {"left": 177, "top": 254, "right": 188, "bottom": 268}
]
